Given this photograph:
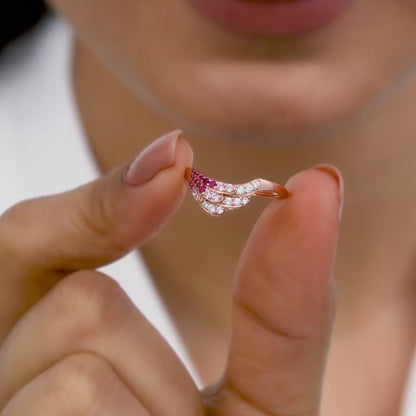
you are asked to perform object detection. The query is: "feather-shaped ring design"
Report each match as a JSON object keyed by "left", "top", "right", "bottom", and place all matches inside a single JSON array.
[{"left": 185, "top": 167, "right": 290, "bottom": 217}]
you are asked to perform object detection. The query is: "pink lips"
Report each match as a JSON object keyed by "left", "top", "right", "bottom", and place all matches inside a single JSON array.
[{"left": 189, "top": 0, "right": 352, "bottom": 37}]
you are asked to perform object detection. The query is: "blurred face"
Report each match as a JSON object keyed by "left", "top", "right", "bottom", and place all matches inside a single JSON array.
[{"left": 48, "top": 0, "right": 416, "bottom": 144}]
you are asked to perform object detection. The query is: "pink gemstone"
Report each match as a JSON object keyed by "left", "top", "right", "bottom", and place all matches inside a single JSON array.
[
  {"left": 209, "top": 180, "right": 217, "bottom": 188},
  {"left": 203, "top": 178, "right": 209, "bottom": 185}
]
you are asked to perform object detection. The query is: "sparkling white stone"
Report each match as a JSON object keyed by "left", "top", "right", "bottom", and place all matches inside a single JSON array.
[
  {"left": 192, "top": 191, "right": 203, "bottom": 202},
  {"left": 245, "top": 184, "right": 254, "bottom": 193},
  {"left": 234, "top": 198, "right": 242, "bottom": 206},
  {"left": 226, "top": 184, "right": 235, "bottom": 193},
  {"left": 216, "top": 182, "right": 225, "bottom": 191},
  {"left": 204, "top": 189, "right": 222, "bottom": 203},
  {"left": 253, "top": 179, "right": 261, "bottom": 188}
]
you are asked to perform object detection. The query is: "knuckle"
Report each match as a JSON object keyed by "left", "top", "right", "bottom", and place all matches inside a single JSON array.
[
  {"left": 46, "top": 352, "right": 115, "bottom": 413},
  {"left": 73, "top": 178, "right": 128, "bottom": 254},
  {"left": 0, "top": 200, "right": 32, "bottom": 228},
  {"left": 51, "top": 270, "right": 128, "bottom": 338},
  {"left": 0, "top": 200, "right": 36, "bottom": 259}
]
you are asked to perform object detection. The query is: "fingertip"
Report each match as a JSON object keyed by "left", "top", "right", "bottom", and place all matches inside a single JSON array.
[
  {"left": 175, "top": 135, "right": 194, "bottom": 173},
  {"left": 248, "top": 167, "right": 342, "bottom": 281},
  {"left": 312, "top": 164, "right": 344, "bottom": 218},
  {"left": 282, "top": 166, "right": 342, "bottom": 218},
  {"left": 312, "top": 164, "right": 343, "bottom": 189},
  {"left": 285, "top": 163, "right": 343, "bottom": 206}
]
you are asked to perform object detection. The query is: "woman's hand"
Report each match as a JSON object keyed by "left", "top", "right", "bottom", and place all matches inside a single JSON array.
[{"left": 0, "top": 130, "right": 343, "bottom": 416}]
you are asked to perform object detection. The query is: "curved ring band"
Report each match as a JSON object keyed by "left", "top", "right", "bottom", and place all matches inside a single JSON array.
[{"left": 185, "top": 167, "right": 290, "bottom": 217}]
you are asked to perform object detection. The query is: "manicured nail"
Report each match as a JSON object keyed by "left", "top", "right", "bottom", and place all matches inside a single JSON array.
[
  {"left": 123, "top": 130, "right": 182, "bottom": 186},
  {"left": 313, "top": 163, "right": 344, "bottom": 219}
]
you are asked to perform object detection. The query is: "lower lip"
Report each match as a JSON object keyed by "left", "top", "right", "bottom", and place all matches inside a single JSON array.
[{"left": 189, "top": 0, "right": 351, "bottom": 37}]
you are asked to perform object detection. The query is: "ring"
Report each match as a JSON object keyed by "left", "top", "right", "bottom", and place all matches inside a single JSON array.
[{"left": 185, "top": 167, "right": 290, "bottom": 217}]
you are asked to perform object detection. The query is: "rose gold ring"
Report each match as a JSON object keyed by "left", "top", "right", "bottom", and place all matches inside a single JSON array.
[{"left": 185, "top": 167, "right": 290, "bottom": 217}]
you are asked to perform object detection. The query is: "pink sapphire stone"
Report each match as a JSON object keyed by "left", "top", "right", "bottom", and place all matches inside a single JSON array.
[{"left": 188, "top": 169, "right": 215, "bottom": 195}]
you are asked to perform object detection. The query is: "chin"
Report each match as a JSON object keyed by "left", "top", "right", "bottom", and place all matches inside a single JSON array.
[{"left": 142, "top": 61, "right": 381, "bottom": 147}]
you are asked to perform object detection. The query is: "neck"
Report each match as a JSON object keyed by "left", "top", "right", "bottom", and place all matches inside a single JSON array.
[{"left": 73, "top": 39, "right": 416, "bottom": 381}]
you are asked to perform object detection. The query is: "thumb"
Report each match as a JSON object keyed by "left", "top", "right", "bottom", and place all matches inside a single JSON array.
[
  {"left": 1, "top": 129, "right": 192, "bottom": 271},
  {"left": 206, "top": 165, "right": 343, "bottom": 416},
  {"left": 0, "top": 130, "right": 192, "bottom": 337}
]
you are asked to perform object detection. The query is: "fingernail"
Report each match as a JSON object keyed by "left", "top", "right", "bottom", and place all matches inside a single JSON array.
[
  {"left": 123, "top": 130, "right": 182, "bottom": 186},
  {"left": 313, "top": 164, "right": 344, "bottom": 220}
]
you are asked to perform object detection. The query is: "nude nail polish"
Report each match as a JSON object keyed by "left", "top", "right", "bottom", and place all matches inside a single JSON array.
[{"left": 123, "top": 130, "right": 182, "bottom": 186}]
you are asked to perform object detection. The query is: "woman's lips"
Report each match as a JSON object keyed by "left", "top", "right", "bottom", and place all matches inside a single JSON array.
[{"left": 189, "top": 0, "right": 352, "bottom": 37}]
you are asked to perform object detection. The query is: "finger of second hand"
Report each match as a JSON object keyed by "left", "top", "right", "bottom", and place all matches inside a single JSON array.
[
  {"left": 207, "top": 167, "right": 343, "bottom": 416},
  {"left": 0, "top": 270, "right": 202, "bottom": 416},
  {"left": 1, "top": 352, "right": 151, "bottom": 416}
]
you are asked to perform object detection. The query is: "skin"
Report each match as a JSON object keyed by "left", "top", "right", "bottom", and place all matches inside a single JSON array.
[
  {"left": 0, "top": 140, "right": 341, "bottom": 416},
  {"left": 1, "top": 0, "right": 416, "bottom": 415}
]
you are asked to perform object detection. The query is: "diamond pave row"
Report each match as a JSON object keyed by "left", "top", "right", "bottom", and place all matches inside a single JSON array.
[{"left": 188, "top": 168, "right": 261, "bottom": 216}]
